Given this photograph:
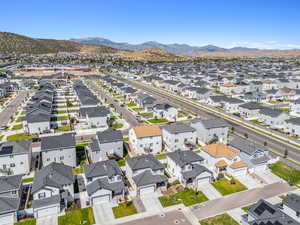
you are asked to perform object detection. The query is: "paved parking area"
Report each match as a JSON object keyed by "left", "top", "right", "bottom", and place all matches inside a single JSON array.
[
  {"left": 141, "top": 194, "right": 163, "bottom": 213},
  {"left": 37, "top": 215, "right": 58, "bottom": 225},
  {"left": 256, "top": 169, "right": 283, "bottom": 184},
  {"left": 198, "top": 182, "right": 222, "bottom": 200},
  {"left": 235, "top": 174, "right": 262, "bottom": 189},
  {"left": 93, "top": 202, "right": 114, "bottom": 225}
]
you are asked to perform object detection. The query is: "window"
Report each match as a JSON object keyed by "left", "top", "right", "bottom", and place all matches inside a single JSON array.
[
  {"left": 12, "top": 190, "right": 17, "bottom": 194},
  {"left": 38, "top": 192, "right": 46, "bottom": 199},
  {"left": 10, "top": 163, "right": 15, "bottom": 167},
  {"left": 60, "top": 156, "right": 64, "bottom": 160},
  {"left": 297, "top": 211, "right": 300, "bottom": 217},
  {"left": 47, "top": 158, "right": 50, "bottom": 161},
  {"left": 20, "top": 162, "right": 24, "bottom": 165}
]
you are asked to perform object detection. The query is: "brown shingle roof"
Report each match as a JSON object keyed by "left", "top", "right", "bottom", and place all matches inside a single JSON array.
[
  {"left": 133, "top": 125, "right": 162, "bottom": 138},
  {"left": 202, "top": 142, "right": 239, "bottom": 159},
  {"left": 230, "top": 161, "right": 248, "bottom": 169},
  {"left": 215, "top": 160, "right": 228, "bottom": 167}
]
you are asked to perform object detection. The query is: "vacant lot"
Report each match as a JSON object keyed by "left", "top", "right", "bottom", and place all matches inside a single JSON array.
[
  {"left": 212, "top": 178, "right": 247, "bottom": 196},
  {"left": 269, "top": 161, "right": 300, "bottom": 185}
]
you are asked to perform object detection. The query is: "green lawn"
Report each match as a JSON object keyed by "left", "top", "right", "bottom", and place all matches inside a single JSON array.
[
  {"left": 110, "top": 123, "right": 123, "bottom": 129},
  {"left": 269, "top": 161, "right": 300, "bottom": 185},
  {"left": 112, "top": 201, "right": 137, "bottom": 218},
  {"left": 132, "top": 107, "right": 143, "bottom": 112},
  {"left": 55, "top": 125, "right": 72, "bottom": 132},
  {"left": 15, "top": 218, "right": 36, "bottom": 225},
  {"left": 56, "top": 105, "right": 68, "bottom": 108},
  {"left": 58, "top": 208, "right": 95, "bottom": 225},
  {"left": 126, "top": 102, "right": 136, "bottom": 107},
  {"left": 51, "top": 116, "right": 69, "bottom": 121},
  {"left": 178, "top": 111, "right": 186, "bottom": 118},
  {"left": 53, "top": 110, "right": 68, "bottom": 114},
  {"left": 15, "top": 117, "right": 22, "bottom": 123},
  {"left": 199, "top": 213, "right": 239, "bottom": 225},
  {"left": 155, "top": 153, "right": 167, "bottom": 160},
  {"left": 250, "top": 120, "right": 261, "bottom": 124},
  {"left": 139, "top": 112, "right": 153, "bottom": 118},
  {"left": 7, "top": 133, "right": 37, "bottom": 141},
  {"left": 12, "top": 124, "right": 23, "bottom": 130},
  {"left": 212, "top": 178, "right": 247, "bottom": 196},
  {"left": 117, "top": 159, "right": 126, "bottom": 167},
  {"left": 22, "top": 177, "right": 34, "bottom": 183},
  {"left": 123, "top": 137, "right": 129, "bottom": 142},
  {"left": 242, "top": 205, "right": 253, "bottom": 212},
  {"left": 147, "top": 118, "right": 168, "bottom": 124},
  {"left": 73, "top": 167, "right": 84, "bottom": 174},
  {"left": 159, "top": 188, "right": 208, "bottom": 207}
]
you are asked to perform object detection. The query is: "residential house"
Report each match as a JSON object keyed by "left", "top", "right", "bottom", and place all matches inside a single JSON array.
[
  {"left": 284, "top": 117, "right": 300, "bottom": 136},
  {"left": 258, "top": 108, "right": 289, "bottom": 129},
  {"left": 78, "top": 106, "right": 110, "bottom": 128},
  {"left": 238, "top": 102, "right": 265, "bottom": 119},
  {"left": 223, "top": 97, "right": 244, "bottom": 114},
  {"left": 0, "top": 197, "right": 20, "bottom": 225},
  {"left": 153, "top": 103, "right": 178, "bottom": 121}
]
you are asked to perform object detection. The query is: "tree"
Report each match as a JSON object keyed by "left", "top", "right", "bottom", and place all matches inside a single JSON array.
[
  {"left": 284, "top": 149, "right": 288, "bottom": 158},
  {"left": 244, "top": 133, "right": 248, "bottom": 139},
  {"left": 263, "top": 141, "right": 268, "bottom": 146}
]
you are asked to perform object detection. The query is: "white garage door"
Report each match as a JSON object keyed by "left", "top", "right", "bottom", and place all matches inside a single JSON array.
[
  {"left": 36, "top": 205, "right": 59, "bottom": 218},
  {"left": 92, "top": 195, "right": 110, "bottom": 205},
  {"left": 233, "top": 168, "right": 247, "bottom": 176},
  {"left": 139, "top": 186, "right": 155, "bottom": 195},
  {"left": 254, "top": 164, "right": 267, "bottom": 172},
  {"left": 197, "top": 177, "right": 210, "bottom": 187},
  {"left": 0, "top": 213, "right": 14, "bottom": 225}
]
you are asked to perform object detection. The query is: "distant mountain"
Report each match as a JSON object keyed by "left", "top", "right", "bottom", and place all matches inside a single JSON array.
[
  {"left": 0, "top": 32, "right": 118, "bottom": 54},
  {"left": 70, "top": 37, "right": 260, "bottom": 56}
]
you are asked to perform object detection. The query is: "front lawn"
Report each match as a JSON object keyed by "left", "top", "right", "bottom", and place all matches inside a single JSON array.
[
  {"left": 147, "top": 118, "right": 168, "bottom": 124},
  {"left": 112, "top": 201, "right": 137, "bottom": 218},
  {"left": 132, "top": 107, "right": 143, "bottom": 112},
  {"left": 22, "top": 177, "right": 34, "bottom": 184},
  {"left": 58, "top": 208, "right": 95, "bottom": 225},
  {"left": 53, "top": 110, "right": 68, "bottom": 114},
  {"left": 199, "top": 213, "right": 239, "bottom": 225},
  {"left": 212, "top": 178, "right": 247, "bottom": 196},
  {"left": 155, "top": 153, "right": 167, "bottom": 160},
  {"left": 140, "top": 112, "right": 153, "bottom": 118},
  {"left": 15, "top": 218, "right": 36, "bottom": 225},
  {"left": 15, "top": 117, "right": 23, "bottom": 123},
  {"left": 269, "top": 161, "right": 300, "bottom": 185},
  {"left": 123, "top": 137, "right": 129, "bottom": 142},
  {"left": 55, "top": 125, "right": 72, "bottom": 132},
  {"left": 126, "top": 103, "right": 136, "bottom": 107},
  {"left": 110, "top": 123, "right": 123, "bottom": 129},
  {"left": 242, "top": 205, "right": 253, "bottom": 212},
  {"left": 7, "top": 133, "right": 37, "bottom": 141},
  {"left": 117, "top": 159, "right": 126, "bottom": 167},
  {"left": 51, "top": 116, "right": 69, "bottom": 121},
  {"left": 12, "top": 124, "right": 23, "bottom": 130},
  {"left": 159, "top": 188, "right": 208, "bottom": 207}
]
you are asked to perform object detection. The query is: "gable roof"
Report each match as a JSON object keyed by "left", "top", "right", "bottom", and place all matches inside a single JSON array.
[
  {"left": 132, "top": 170, "right": 167, "bottom": 187},
  {"left": 0, "top": 197, "right": 20, "bottom": 214},
  {"left": 86, "top": 177, "right": 125, "bottom": 196},
  {"left": 0, "top": 140, "right": 31, "bottom": 156},
  {"left": 191, "top": 118, "right": 230, "bottom": 129},
  {"left": 96, "top": 129, "right": 123, "bottom": 144},
  {"left": 162, "top": 122, "right": 195, "bottom": 134},
  {"left": 167, "top": 150, "right": 203, "bottom": 167},
  {"left": 0, "top": 175, "right": 22, "bottom": 193},
  {"left": 84, "top": 160, "right": 122, "bottom": 179},
  {"left": 41, "top": 133, "right": 75, "bottom": 151},
  {"left": 132, "top": 125, "right": 162, "bottom": 138},
  {"left": 202, "top": 142, "right": 239, "bottom": 159},
  {"left": 126, "top": 154, "right": 164, "bottom": 171}
]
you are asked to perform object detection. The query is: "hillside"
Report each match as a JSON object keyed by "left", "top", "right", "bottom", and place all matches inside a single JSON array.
[
  {"left": 119, "top": 48, "right": 187, "bottom": 62},
  {"left": 196, "top": 50, "right": 300, "bottom": 57},
  {"left": 0, "top": 32, "right": 118, "bottom": 54}
]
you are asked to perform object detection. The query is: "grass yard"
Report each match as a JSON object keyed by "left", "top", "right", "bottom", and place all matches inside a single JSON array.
[
  {"left": 15, "top": 218, "right": 36, "bottom": 225},
  {"left": 73, "top": 167, "right": 84, "bottom": 174},
  {"left": 15, "top": 117, "right": 22, "bottom": 123},
  {"left": 112, "top": 201, "right": 137, "bottom": 218},
  {"left": 126, "top": 103, "right": 136, "bottom": 107},
  {"left": 132, "top": 107, "right": 143, "bottom": 112},
  {"left": 22, "top": 177, "right": 34, "bottom": 183},
  {"left": 178, "top": 111, "right": 186, "bottom": 118},
  {"left": 55, "top": 125, "right": 72, "bottom": 132},
  {"left": 7, "top": 133, "right": 37, "bottom": 141},
  {"left": 147, "top": 118, "right": 168, "bottom": 124},
  {"left": 58, "top": 208, "right": 95, "bottom": 225},
  {"left": 51, "top": 116, "right": 69, "bottom": 121},
  {"left": 53, "top": 110, "right": 68, "bottom": 114},
  {"left": 12, "top": 124, "right": 23, "bottom": 130},
  {"left": 56, "top": 105, "right": 68, "bottom": 108},
  {"left": 159, "top": 188, "right": 208, "bottom": 207},
  {"left": 242, "top": 205, "right": 253, "bottom": 212},
  {"left": 155, "top": 153, "right": 167, "bottom": 160},
  {"left": 123, "top": 137, "right": 129, "bottom": 142},
  {"left": 250, "top": 120, "right": 261, "bottom": 124},
  {"left": 110, "top": 123, "right": 123, "bottom": 129},
  {"left": 117, "top": 159, "right": 126, "bottom": 167},
  {"left": 139, "top": 112, "right": 153, "bottom": 118},
  {"left": 269, "top": 161, "right": 300, "bottom": 185},
  {"left": 199, "top": 213, "right": 239, "bottom": 225},
  {"left": 212, "top": 178, "right": 247, "bottom": 196}
]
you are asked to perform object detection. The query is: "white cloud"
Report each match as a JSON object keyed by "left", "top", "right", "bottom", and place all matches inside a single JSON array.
[{"left": 227, "top": 41, "right": 300, "bottom": 50}]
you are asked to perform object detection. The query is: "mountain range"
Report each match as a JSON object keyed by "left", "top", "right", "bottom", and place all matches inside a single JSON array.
[{"left": 70, "top": 37, "right": 260, "bottom": 56}]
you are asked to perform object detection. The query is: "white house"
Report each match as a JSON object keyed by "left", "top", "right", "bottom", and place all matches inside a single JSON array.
[
  {"left": 78, "top": 106, "right": 110, "bottom": 128},
  {"left": 152, "top": 103, "right": 178, "bottom": 121},
  {"left": 258, "top": 108, "right": 289, "bottom": 129}
]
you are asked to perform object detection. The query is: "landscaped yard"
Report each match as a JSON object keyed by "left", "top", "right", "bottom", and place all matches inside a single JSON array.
[
  {"left": 117, "top": 159, "right": 126, "bottom": 167},
  {"left": 147, "top": 118, "right": 168, "bottom": 124},
  {"left": 178, "top": 111, "right": 186, "bottom": 118},
  {"left": 12, "top": 124, "right": 23, "bottom": 130},
  {"left": 126, "top": 103, "right": 136, "bottom": 107},
  {"left": 15, "top": 117, "right": 22, "bottom": 123},
  {"left": 110, "top": 123, "right": 124, "bottom": 129},
  {"left": 7, "top": 133, "right": 37, "bottom": 141},
  {"left": 51, "top": 116, "right": 69, "bottom": 121},
  {"left": 250, "top": 119, "right": 261, "bottom": 124},
  {"left": 269, "top": 161, "right": 300, "bottom": 185},
  {"left": 199, "top": 213, "right": 239, "bottom": 225},
  {"left": 55, "top": 125, "right": 72, "bottom": 132},
  {"left": 132, "top": 107, "right": 143, "bottom": 112},
  {"left": 112, "top": 201, "right": 137, "bottom": 218},
  {"left": 15, "top": 218, "right": 36, "bottom": 225},
  {"left": 123, "top": 137, "right": 129, "bottom": 142},
  {"left": 53, "top": 110, "right": 68, "bottom": 114},
  {"left": 212, "top": 178, "right": 247, "bottom": 196},
  {"left": 155, "top": 153, "right": 167, "bottom": 160},
  {"left": 22, "top": 177, "right": 34, "bottom": 183},
  {"left": 242, "top": 205, "right": 253, "bottom": 212},
  {"left": 58, "top": 208, "right": 95, "bottom": 225},
  {"left": 159, "top": 188, "right": 208, "bottom": 207},
  {"left": 139, "top": 112, "right": 153, "bottom": 118}
]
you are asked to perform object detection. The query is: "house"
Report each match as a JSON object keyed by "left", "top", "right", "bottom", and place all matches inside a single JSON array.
[
  {"left": 166, "top": 151, "right": 213, "bottom": 189},
  {"left": 88, "top": 129, "right": 123, "bottom": 163},
  {"left": 23, "top": 110, "right": 51, "bottom": 134},
  {"left": 201, "top": 142, "right": 247, "bottom": 177},
  {"left": 153, "top": 103, "right": 178, "bottom": 121},
  {"left": 32, "top": 162, "right": 74, "bottom": 218},
  {"left": 190, "top": 118, "right": 230, "bottom": 144},
  {"left": 41, "top": 133, "right": 76, "bottom": 167},
  {"left": 228, "top": 135, "right": 271, "bottom": 173},
  {"left": 223, "top": 97, "right": 244, "bottom": 114},
  {"left": 162, "top": 122, "right": 197, "bottom": 151},
  {"left": 242, "top": 196, "right": 300, "bottom": 225},
  {"left": 164, "top": 80, "right": 181, "bottom": 92},
  {"left": 284, "top": 117, "right": 300, "bottom": 137},
  {"left": 0, "top": 175, "right": 23, "bottom": 198},
  {"left": 126, "top": 154, "right": 168, "bottom": 196},
  {"left": 0, "top": 140, "right": 32, "bottom": 176},
  {"left": 85, "top": 160, "right": 126, "bottom": 205},
  {"left": 206, "top": 96, "right": 229, "bottom": 107},
  {"left": 0, "top": 197, "right": 20, "bottom": 225},
  {"left": 135, "top": 93, "right": 156, "bottom": 111},
  {"left": 258, "top": 108, "right": 289, "bottom": 129},
  {"left": 129, "top": 125, "right": 162, "bottom": 154},
  {"left": 289, "top": 99, "right": 300, "bottom": 115},
  {"left": 78, "top": 106, "right": 110, "bottom": 128},
  {"left": 183, "top": 87, "right": 212, "bottom": 101},
  {"left": 238, "top": 102, "right": 265, "bottom": 119}
]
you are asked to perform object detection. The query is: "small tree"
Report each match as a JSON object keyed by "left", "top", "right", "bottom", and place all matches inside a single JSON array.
[
  {"left": 244, "top": 133, "right": 248, "bottom": 139},
  {"left": 264, "top": 141, "right": 268, "bottom": 146},
  {"left": 284, "top": 149, "right": 288, "bottom": 158}
]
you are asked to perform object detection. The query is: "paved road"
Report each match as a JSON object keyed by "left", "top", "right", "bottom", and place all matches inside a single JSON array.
[
  {"left": 114, "top": 77, "right": 300, "bottom": 163},
  {"left": 0, "top": 91, "right": 29, "bottom": 126},
  {"left": 191, "top": 182, "right": 295, "bottom": 220}
]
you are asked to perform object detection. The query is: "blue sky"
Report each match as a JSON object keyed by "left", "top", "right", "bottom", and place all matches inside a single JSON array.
[{"left": 1, "top": 0, "right": 300, "bottom": 49}]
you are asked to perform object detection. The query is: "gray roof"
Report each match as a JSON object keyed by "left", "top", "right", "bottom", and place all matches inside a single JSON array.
[
  {"left": 0, "top": 140, "right": 32, "bottom": 156},
  {"left": 0, "top": 175, "right": 22, "bottom": 193},
  {"left": 283, "top": 194, "right": 300, "bottom": 212},
  {"left": 32, "top": 162, "right": 74, "bottom": 194},
  {"left": 162, "top": 122, "right": 195, "bottom": 134},
  {"left": 132, "top": 170, "right": 167, "bottom": 187},
  {"left": 182, "top": 164, "right": 212, "bottom": 180},
  {"left": 229, "top": 135, "right": 267, "bottom": 155},
  {"left": 126, "top": 154, "right": 164, "bottom": 171},
  {"left": 32, "top": 195, "right": 60, "bottom": 209},
  {"left": 153, "top": 103, "right": 174, "bottom": 110},
  {"left": 84, "top": 160, "right": 122, "bottom": 179},
  {"left": 0, "top": 197, "right": 20, "bottom": 214},
  {"left": 79, "top": 106, "right": 110, "bottom": 118},
  {"left": 41, "top": 133, "right": 75, "bottom": 151},
  {"left": 250, "top": 155, "right": 270, "bottom": 165},
  {"left": 86, "top": 177, "right": 125, "bottom": 196},
  {"left": 96, "top": 129, "right": 123, "bottom": 144},
  {"left": 285, "top": 117, "right": 300, "bottom": 126},
  {"left": 167, "top": 151, "right": 204, "bottom": 167},
  {"left": 191, "top": 118, "right": 230, "bottom": 129},
  {"left": 239, "top": 102, "right": 265, "bottom": 110},
  {"left": 259, "top": 108, "right": 284, "bottom": 117}
]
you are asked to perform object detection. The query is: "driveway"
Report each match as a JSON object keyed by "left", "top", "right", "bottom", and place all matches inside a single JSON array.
[
  {"left": 256, "top": 169, "right": 283, "bottom": 184},
  {"left": 198, "top": 182, "right": 222, "bottom": 200},
  {"left": 93, "top": 202, "right": 114, "bottom": 225},
  {"left": 141, "top": 194, "right": 163, "bottom": 213},
  {"left": 235, "top": 174, "right": 262, "bottom": 189},
  {"left": 227, "top": 208, "right": 245, "bottom": 224},
  {"left": 37, "top": 215, "right": 58, "bottom": 225}
]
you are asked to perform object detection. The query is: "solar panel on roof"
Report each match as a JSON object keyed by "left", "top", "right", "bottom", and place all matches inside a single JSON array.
[
  {"left": 254, "top": 202, "right": 276, "bottom": 215},
  {"left": 0, "top": 146, "right": 13, "bottom": 155}
]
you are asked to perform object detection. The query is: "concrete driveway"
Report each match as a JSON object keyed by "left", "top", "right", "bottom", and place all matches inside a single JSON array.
[
  {"left": 198, "top": 182, "right": 222, "bottom": 200},
  {"left": 37, "top": 215, "right": 58, "bottom": 225},
  {"left": 256, "top": 169, "right": 283, "bottom": 184},
  {"left": 141, "top": 194, "right": 163, "bottom": 213},
  {"left": 227, "top": 208, "right": 246, "bottom": 224},
  {"left": 235, "top": 174, "right": 262, "bottom": 189},
  {"left": 93, "top": 202, "right": 114, "bottom": 225}
]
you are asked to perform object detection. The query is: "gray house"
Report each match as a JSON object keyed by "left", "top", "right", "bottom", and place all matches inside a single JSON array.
[
  {"left": 0, "top": 197, "right": 20, "bottom": 225},
  {"left": 126, "top": 155, "right": 168, "bottom": 196},
  {"left": 79, "top": 106, "right": 110, "bottom": 128}
]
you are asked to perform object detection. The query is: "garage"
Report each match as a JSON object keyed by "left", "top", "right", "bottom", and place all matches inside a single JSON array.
[
  {"left": 139, "top": 185, "right": 155, "bottom": 195},
  {"left": 231, "top": 168, "right": 247, "bottom": 176},
  {"left": 92, "top": 195, "right": 110, "bottom": 205},
  {"left": 197, "top": 177, "right": 210, "bottom": 187},
  {"left": 254, "top": 164, "right": 267, "bottom": 172},
  {"left": 0, "top": 213, "right": 14, "bottom": 225},
  {"left": 34, "top": 205, "right": 60, "bottom": 218}
]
